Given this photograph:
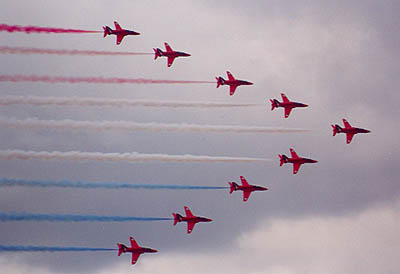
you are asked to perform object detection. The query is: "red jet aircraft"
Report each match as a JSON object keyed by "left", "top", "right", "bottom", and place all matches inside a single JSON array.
[
  {"left": 279, "top": 148, "right": 318, "bottom": 174},
  {"left": 103, "top": 21, "right": 140, "bottom": 45},
  {"left": 216, "top": 71, "right": 253, "bottom": 96},
  {"left": 172, "top": 206, "right": 212, "bottom": 234},
  {"left": 270, "top": 93, "right": 308, "bottom": 118},
  {"left": 229, "top": 176, "right": 268, "bottom": 202},
  {"left": 332, "top": 118, "right": 370, "bottom": 144},
  {"left": 117, "top": 236, "right": 157, "bottom": 265},
  {"left": 153, "top": 42, "right": 191, "bottom": 67}
]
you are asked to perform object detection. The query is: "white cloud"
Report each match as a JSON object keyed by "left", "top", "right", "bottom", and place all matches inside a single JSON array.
[
  {"left": 4, "top": 198, "right": 396, "bottom": 274},
  {"left": 125, "top": 199, "right": 399, "bottom": 274}
]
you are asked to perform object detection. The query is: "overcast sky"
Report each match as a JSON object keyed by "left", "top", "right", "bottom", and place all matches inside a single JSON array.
[{"left": 0, "top": 1, "right": 399, "bottom": 273}]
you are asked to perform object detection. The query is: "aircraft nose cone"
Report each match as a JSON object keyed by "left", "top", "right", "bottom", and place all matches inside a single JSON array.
[
  {"left": 151, "top": 249, "right": 158, "bottom": 253},
  {"left": 206, "top": 218, "right": 212, "bottom": 222},
  {"left": 365, "top": 129, "right": 371, "bottom": 133},
  {"left": 248, "top": 82, "right": 254, "bottom": 85},
  {"left": 312, "top": 160, "right": 318, "bottom": 163}
]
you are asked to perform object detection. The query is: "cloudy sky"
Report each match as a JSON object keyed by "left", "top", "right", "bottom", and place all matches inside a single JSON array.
[{"left": 0, "top": 1, "right": 399, "bottom": 273}]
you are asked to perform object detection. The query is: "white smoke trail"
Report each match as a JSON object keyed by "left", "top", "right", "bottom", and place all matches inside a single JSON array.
[
  {"left": 0, "top": 117, "right": 310, "bottom": 134},
  {"left": 0, "top": 95, "right": 260, "bottom": 108},
  {"left": 0, "top": 150, "right": 271, "bottom": 163},
  {"left": 0, "top": 74, "right": 215, "bottom": 84}
]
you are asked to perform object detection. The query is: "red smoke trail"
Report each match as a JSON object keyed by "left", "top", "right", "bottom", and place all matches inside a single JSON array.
[
  {"left": 0, "top": 75, "right": 215, "bottom": 85},
  {"left": 0, "top": 24, "right": 100, "bottom": 34},
  {"left": 0, "top": 46, "right": 152, "bottom": 56}
]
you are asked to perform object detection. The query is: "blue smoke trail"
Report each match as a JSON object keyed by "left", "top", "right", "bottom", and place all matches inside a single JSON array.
[
  {"left": 0, "top": 245, "right": 116, "bottom": 252},
  {"left": 0, "top": 178, "right": 228, "bottom": 190},
  {"left": 0, "top": 213, "right": 172, "bottom": 222}
]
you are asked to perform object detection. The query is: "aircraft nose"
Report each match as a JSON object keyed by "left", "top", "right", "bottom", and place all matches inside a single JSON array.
[
  {"left": 151, "top": 249, "right": 158, "bottom": 253},
  {"left": 206, "top": 218, "right": 212, "bottom": 222}
]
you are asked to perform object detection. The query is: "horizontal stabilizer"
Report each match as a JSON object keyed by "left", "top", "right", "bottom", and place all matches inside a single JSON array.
[
  {"left": 228, "top": 182, "right": 238, "bottom": 194},
  {"left": 117, "top": 243, "right": 126, "bottom": 256},
  {"left": 279, "top": 154, "right": 288, "bottom": 166}
]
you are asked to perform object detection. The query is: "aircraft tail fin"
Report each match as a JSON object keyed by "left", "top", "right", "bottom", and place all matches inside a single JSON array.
[
  {"left": 103, "top": 26, "right": 111, "bottom": 37},
  {"left": 331, "top": 124, "right": 342, "bottom": 136},
  {"left": 228, "top": 182, "right": 238, "bottom": 194},
  {"left": 153, "top": 48, "right": 162, "bottom": 60},
  {"left": 216, "top": 77, "right": 224, "bottom": 88},
  {"left": 270, "top": 99, "right": 280, "bottom": 111},
  {"left": 172, "top": 213, "right": 182, "bottom": 226},
  {"left": 279, "top": 154, "right": 288, "bottom": 166},
  {"left": 117, "top": 244, "right": 127, "bottom": 256}
]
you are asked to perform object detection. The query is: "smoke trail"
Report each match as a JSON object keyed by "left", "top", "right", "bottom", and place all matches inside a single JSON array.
[
  {"left": 0, "top": 178, "right": 228, "bottom": 190},
  {"left": 0, "top": 150, "right": 271, "bottom": 163},
  {"left": 0, "top": 117, "right": 310, "bottom": 134},
  {"left": 0, "top": 24, "right": 99, "bottom": 34},
  {"left": 0, "top": 95, "right": 260, "bottom": 108},
  {"left": 0, "top": 46, "right": 152, "bottom": 56},
  {"left": 0, "top": 213, "right": 171, "bottom": 222},
  {"left": 0, "top": 245, "right": 116, "bottom": 252},
  {"left": 0, "top": 75, "right": 215, "bottom": 84}
]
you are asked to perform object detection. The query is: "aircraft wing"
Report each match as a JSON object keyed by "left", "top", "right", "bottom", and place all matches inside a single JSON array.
[
  {"left": 284, "top": 107, "right": 293, "bottom": 118},
  {"left": 184, "top": 206, "right": 194, "bottom": 217},
  {"left": 164, "top": 42, "right": 173, "bottom": 52},
  {"left": 130, "top": 237, "right": 139, "bottom": 248},
  {"left": 114, "top": 21, "right": 122, "bottom": 30},
  {"left": 226, "top": 71, "right": 235, "bottom": 81},
  {"left": 167, "top": 56, "right": 176, "bottom": 67},
  {"left": 243, "top": 191, "right": 251, "bottom": 202},
  {"left": 290, "top": 148, "right": 299, "bottom": 159},
  {"left": 187, "top": 222, "right": 195, "bottom": 234},
  {"left": 229, "top": 85, "right": 238, "bottom": 96},
  {"left": 116, "top": 35, "right": 124, "bottom": 45},
  {"left": 346, "top": 133, "right": 355, "bottom": 144},
  {"left": 131, "top": 252, "right": 140, "bottom": 265},
  {"left": 240, "top": 176, "right": 250, "bottom": 186},
  {"left": 293, "top": 163, "right": 301, "bottom": 174},
  {"left": 343, "top": 119, "right": 352, "bottom": 129},
  {"left": 281, "top": 93, "right": 290, "bottom": 103}
]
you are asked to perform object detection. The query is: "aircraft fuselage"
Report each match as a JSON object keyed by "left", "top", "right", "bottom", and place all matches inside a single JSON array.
[
  {"left": 110, "top": 29, "right": 140, "bottom": 36},
  {"left": 158, "top": 50, "right": 191, "bottom": 58},
  {"left": 337, "top": 127, "right": 370, "bottom": 134},
  {"left": 236, "top": 185, "right": 268, "bottom": 192},
  {"left": 181, "top": 216, "right": 212, "bottom": 224},
  {"left": 276, "top": 101, "right": 308, "bottom": 109},
  {"left": 122, "top": 247, "right": 157, "bottom": 255},
  {"left": 286, "top": 157, "right": 317, "bottom": 164},
  {"left": 222, "top": 79, "right": 253, "bottom": 87}
]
